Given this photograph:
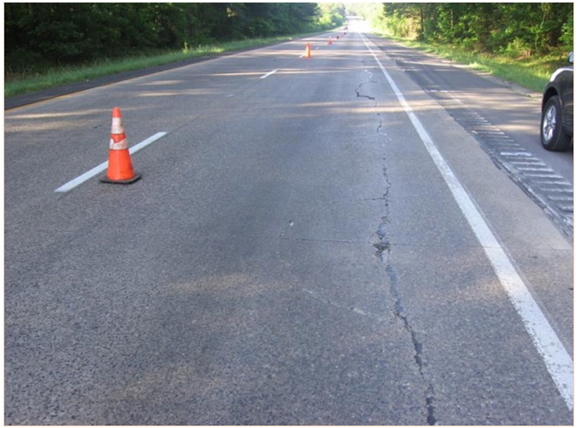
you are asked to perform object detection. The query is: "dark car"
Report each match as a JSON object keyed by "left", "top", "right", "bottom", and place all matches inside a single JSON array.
[{"left": 540, "top": 52, "right": 573, "bottom": 151}]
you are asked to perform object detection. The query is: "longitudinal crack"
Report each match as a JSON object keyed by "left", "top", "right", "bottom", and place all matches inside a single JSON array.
[
  {"left": 374, "top": 163, "right": 437, "bottom": 425},
  {"left": 355, "top": 69, "right": 385, "bottom": 134},
  {"left": 386, "top": 264, "right": 436, "bottom": 425}
]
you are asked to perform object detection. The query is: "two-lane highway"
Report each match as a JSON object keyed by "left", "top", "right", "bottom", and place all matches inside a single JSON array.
[{"left": 4, "top": 31, "right": 573, "bottom": 424}]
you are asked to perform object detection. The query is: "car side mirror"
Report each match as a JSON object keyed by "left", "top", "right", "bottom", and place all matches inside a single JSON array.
[{"left": 568, "top": 52, "right": 573, "bottom": 64}]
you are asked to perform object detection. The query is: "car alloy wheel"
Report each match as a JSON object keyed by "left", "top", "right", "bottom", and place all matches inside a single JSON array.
[
  {"left": 540, "top": 95, "right": 571, "bottom": 151},
  {"left": 542, "top": 104, "right": 557, "bottom": 143}
]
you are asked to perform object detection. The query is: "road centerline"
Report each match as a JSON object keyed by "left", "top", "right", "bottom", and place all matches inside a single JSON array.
[
  {"left": 54, "top": 131, "right": 167, "bottom": 193},
  {"left": 361, "top": 33, "right": 573, "bottom": 411}
]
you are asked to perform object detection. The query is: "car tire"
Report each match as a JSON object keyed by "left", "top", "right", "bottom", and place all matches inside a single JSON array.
[{"left": 541, "top": 95, "right": 571, "bottom": 151}]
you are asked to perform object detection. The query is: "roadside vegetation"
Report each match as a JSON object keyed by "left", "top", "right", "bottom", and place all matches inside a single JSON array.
[
  {"left": 5, "top": 3, "right": 573, "bottom": 97},
  {"left": 371, "top": 32, "right": 567, "bottom": 93},
  {"left": 347, "top": 3, "right": 573, "bottom": 93},
  {"left": 4, "top": 36, "right": 318, "bottom": 97},
  {"left": 4, "top": 3, "right": 346, "bottom": 97}
]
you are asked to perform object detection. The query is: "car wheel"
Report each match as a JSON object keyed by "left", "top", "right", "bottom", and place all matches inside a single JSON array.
[{"left": 541, "top": 95, "right": 571, "bottom": 151}]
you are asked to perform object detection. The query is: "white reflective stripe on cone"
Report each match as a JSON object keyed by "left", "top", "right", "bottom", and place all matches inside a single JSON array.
[{"left": 109, "top": 138, "right": 129, "bottom": 150}]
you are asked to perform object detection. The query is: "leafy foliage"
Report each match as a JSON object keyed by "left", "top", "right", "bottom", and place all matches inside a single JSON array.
[
  {"left": 376, "top": 3, "right": 573, "bottom": 57},
  {"left": 5, "top": 3, "right": 338, "bottom": 74}
]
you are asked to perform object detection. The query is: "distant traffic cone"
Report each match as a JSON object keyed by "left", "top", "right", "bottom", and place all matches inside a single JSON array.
[
  {"left": 328, "top": 37, "right": 332, "bottom": 45},
  {"left": 304, "top": 42, "right": 312, "bottom": 58},
  {"left": 100, "top": 107, "right": 141, "bottom": 184}
]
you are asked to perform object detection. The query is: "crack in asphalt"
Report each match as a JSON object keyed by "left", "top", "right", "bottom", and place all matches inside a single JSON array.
[
  {"left": 372, "top": 37, "right": 573, "bottom": 242},
  {"left": 375, "top": 219, "right": 437, "bottom": 426},
  {"left": 370, "top": 137, "right": 438, "bottom": 426},
  {"left": 385, "top": 263, "right": 437, "bottom": 426},
  {"left": 355, "top": 66, "right": 436, "bottom": 424},
  {"left": 355, "top": 69, "right": 385, "bottom": 134}
]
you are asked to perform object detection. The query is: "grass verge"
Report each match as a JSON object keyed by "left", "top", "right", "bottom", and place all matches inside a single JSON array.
[
  {"left": 7, "top": 28, "right": 566, "bottom": 98},
  {"left": 372, "top": 30, "right": 570, "bottom": 93},
  {"left": 4, "top": 35, "right": 310, "bottom": 98}
]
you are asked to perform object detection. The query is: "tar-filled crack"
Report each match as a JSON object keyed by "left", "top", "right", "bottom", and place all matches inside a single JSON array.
[{"left": 374, "top": 164, "right": 437, "bottom": 426}]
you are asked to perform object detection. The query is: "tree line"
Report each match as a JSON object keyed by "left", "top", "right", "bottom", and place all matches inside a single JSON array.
[
  {"left": 5, "top": 3, "right": 345, "bottom": 73},
  {"left": 375, "top": 3, "right": 573, "bottom": 57},
  {"left": 6, "top": 3, "right": 572, "bottom": 75}
]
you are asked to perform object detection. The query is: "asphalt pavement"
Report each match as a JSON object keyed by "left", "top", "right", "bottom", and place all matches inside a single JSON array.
[{"left": 4, "top": 30, "right": 573, "bottom": 425}]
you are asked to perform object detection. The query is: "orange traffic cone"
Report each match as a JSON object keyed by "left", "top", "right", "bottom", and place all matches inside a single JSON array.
[
  {"left": 304, "top": 42, "right": 312, "bottom": 58},
  {"left": 100, "top": 107, "right": 141, "bottom": 184},
  {"left": 328, "top": 37, "right": 332, "bottom": 45}
]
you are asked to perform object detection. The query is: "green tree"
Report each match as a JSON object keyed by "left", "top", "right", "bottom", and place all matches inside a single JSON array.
[
  {"left": 318, "top": 3, "right": 345, "bottom": 28},
  {"left": 379, "top": 3, "right": 573, "bottom": 56},
  {"left": 3, "top": 3, "right": 350, "bottom": 74}
]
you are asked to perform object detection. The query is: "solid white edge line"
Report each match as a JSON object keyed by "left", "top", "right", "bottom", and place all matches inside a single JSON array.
[
  {"left": 260, "top": 69, "right": 278, "bottom": 79},
  {"left": 54, "top": 132, "right": 167, "bottom": 193},
  {"left": 361, "top": 33, "right": 573, "bottom": 411}
]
